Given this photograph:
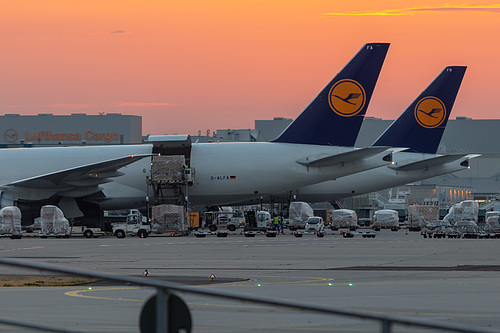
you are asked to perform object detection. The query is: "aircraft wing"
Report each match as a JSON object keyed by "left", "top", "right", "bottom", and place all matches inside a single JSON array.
[
  {"left": 388, "top": 154, "right": 479, "bottom": 171},
  {"left": 296, "top": 147, "right": 391, "bottom": 167},
  {"left": 3, "top": 154, "right": 153, "bottom": 189}
]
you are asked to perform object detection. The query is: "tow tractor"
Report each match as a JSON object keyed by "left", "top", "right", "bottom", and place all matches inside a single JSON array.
[{"left": 112, "top": 210, "right": 150, "bottom": 238}]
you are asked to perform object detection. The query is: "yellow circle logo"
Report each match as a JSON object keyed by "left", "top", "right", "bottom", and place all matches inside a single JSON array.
[
  {"left": 328, "top": 79, "right": 366, "bottom": 117},
  {"left": 414, "top": 97, "right": 446, "bottom": 128}
]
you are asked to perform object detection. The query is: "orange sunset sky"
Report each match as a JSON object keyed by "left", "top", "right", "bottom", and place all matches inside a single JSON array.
[{"left": 2, "top": 1, "right": 500, "bottom": 136}]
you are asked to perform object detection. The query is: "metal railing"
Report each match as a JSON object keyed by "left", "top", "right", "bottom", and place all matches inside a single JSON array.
[{"left": 0, "top": 257, "right": 496, "bottom": 333}]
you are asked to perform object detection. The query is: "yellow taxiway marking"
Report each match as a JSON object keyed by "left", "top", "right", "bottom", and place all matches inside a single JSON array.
[
  {"left": 64, "top": 287, "right": 498, "bottom": 319},
  {"left": 65, "top": 287, "right": 144, "bottom": 302}
]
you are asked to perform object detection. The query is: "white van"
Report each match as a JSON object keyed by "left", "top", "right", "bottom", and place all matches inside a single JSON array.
[{"left": 305, "top": 217, "right": 325, "bottom": 233}]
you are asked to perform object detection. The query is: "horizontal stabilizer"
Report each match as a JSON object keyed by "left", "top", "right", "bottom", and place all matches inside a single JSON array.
[
  {"left": 297, "top": 146, "right": 390, "bottom": 167},
  {"left": 389, "top": 154, "right": 471, "bottom": 171},
  {"left": 4, "top": 154, "right": 153, "bottom": 189}
]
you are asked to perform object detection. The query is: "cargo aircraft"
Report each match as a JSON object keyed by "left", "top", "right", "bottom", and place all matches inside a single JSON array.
[
  {"left": 182, "top": 43, "right": 394, "bottom": 206},
  {"left": 1, "top": 43, "right": 391, "bottom": 222},
  {"left": 236, "top": 66, "right": 478, "bottom": 205}
]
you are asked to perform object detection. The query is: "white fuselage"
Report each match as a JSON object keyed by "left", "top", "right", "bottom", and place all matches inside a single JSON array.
[
  {"left": 0, "top": 141, "right": 392, "bottom": 212},
  {"left": 188, "top": 142, "right": 389, "bottom": 206},
  {"left": 290, "top": 152, "right": 468, "bottom": 202}
]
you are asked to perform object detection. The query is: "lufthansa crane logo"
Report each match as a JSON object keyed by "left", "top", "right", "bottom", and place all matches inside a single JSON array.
[
  {"left": 328, "top": 79, "right": 366, "bottom": 117},
  {"left": 414, "top": 97, "right": 446, "bottom": 128},
  {"left": 4, "top": 129, "right": 18, "bottom": 143}
]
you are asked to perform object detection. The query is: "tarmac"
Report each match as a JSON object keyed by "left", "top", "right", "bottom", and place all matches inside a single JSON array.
[{"left": 0, "top": 229, "right": 499, "bottom": 332}]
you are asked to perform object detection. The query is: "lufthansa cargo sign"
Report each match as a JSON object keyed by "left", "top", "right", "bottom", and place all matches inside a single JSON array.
[{"left": 5, "top": 130, "right": 121, "bottom": 143}]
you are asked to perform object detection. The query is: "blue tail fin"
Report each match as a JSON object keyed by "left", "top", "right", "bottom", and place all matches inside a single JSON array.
[
  {"left": 273, "top": 43, "right": 389, "bottom": 146},
  {"left": 373, "top": 66, "right": 466, "bottom": 154}
]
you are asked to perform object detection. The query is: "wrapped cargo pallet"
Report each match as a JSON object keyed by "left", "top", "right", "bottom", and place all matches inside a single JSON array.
[
  {"left": 485, "top": 211, "right": 500, "bottom": 233},
  {"left": 443, "top": 200, "right": 479, "bottom": 225},
  {"left": 288, "top": 202, "right": 314, "bottom": 229},
  {"left": 408, "top": 205, "right": 440, "bottom": 227},
  {"left": 331, "top": 209, "right": 358, "bottom": 228},
  {"left": 373, "top": 209, "right": 399, "bottom": 228},
  {"left": 455, "top": 220, "right": 479, "bottom": 234},
  {"left": 0, "top": 206, "right": 22, "bottom": 236},
  {"left": 151, "top": 204, "right": 187, "bottom": 233},
  {"left": 151, "top": 155, "right": 186, "bottom": 182},
  {"left": 39, "top": 205, "right": 70, "bottom": 236}
]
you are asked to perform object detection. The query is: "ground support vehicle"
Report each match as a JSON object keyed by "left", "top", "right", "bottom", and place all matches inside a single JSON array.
[
  {"left": 243, "top": 231, "right": 261, "bottom": 237},
  {"left": 112, "top": 210, "right": 150, "bottom": 238},
  {"left": 462, "top": 231, "right": 480, "bottom": 239},
  {"left": 305, "top": 217, "right": 325, "bottom": 233},
  {"left": 482, "top": 232, "right": 500, "bottom": 239},
  {"left": 192, "top": 230, "right": 212, "bottom": 238},
  {"left": 445, "top": 228, "right": 461, "bottom": 238},
  {"left": 201, "top": 207, "right": 245, "bottom": 232},
  {"left": 359, "top": 231, "right": 377, "bottom": 238},
  {"left": 70, "top": 226, "right": 106, "bottom": 238},
  {"left": 216, "top": 230, "right": 229, "bottom": 237},
  {"left": 291, "top": 230, "right": 325, "bottom": 238},
  {"left": 265, "top": 230, "right": 279, "bottom": 237},
  {"left": 341, "top": 230, "right": 355, "bottom": 238},
  {"left": 243, "top": 211, "right": 270, "bottom": 233},
  {"left": 191, "top": 229, "right": 232, "bottom": 238},
  {"left": 421, "top": 228, "right": 446, "bottom": 238}
]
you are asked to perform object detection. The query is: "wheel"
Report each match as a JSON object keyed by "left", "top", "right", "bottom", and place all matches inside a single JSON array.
[
  {"left": 228, "top": 225, "right": 236, "bottom": 232},
  {"left": 84, "top": 230, "right": 93, "bottom": 238},
  {"left": 115, "top": 230, "right": 126, "bottom": 238},
  {"left": 208, "top": 225, "right": 217, "bottom": 232}
]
